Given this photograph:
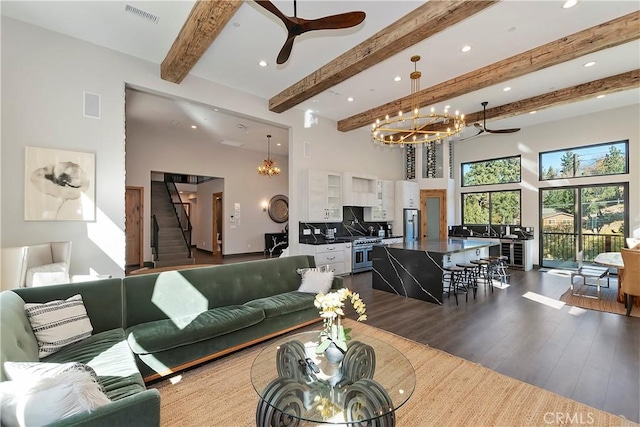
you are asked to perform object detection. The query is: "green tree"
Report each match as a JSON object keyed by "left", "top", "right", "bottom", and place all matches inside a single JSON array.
[
  {"left": 560, "top": 151, "right": 579, "bottom": 177},
  {"left": 542, "top": 165, "right": 557, "bottom": 180},
  {"left": 463, "top": 157, "right": 520, "bottom": 186},
  {"left": 602, "top": 145, "right": 625, "bottom": 174}
]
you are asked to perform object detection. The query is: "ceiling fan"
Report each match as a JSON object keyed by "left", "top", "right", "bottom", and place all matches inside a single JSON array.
[
  {"left": 255, "top": 0, "right": 365, "bottom": 65},
  {"left": 461, "top": 101, "right": 521, "bottom": 141}
]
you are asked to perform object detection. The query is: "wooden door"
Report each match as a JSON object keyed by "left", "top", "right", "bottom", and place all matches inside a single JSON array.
[
  {"left": 125, "top": 186, "right": 144, "bottom": 266},
  {"left": 212, "top": 192, "right": 223, "bottom": 255},
  {"left": 420, "top": 189, "right": 447, "bottom": 241}
]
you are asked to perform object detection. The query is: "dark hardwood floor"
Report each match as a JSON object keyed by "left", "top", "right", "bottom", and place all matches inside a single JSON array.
[
  {"left": 342, "top": 269, "right": 640, "bottom": 423},
  {"left": 135, "top": 250, "right": 640, "bottom": 421}
]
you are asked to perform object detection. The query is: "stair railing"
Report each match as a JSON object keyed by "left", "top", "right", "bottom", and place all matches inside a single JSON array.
[
  {"left": 151, "top": 214, "right": 159, "bottom": 261},
  {"left": 163, "top": 176, "right": 193, "bottom": 258}
]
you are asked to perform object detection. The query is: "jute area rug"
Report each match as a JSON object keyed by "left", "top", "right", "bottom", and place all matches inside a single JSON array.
[
  {"left": 560, "top": 282, "right": 640, "bottom": 318},
  {"left": 151, "top": 320, "right": 636, "bottom": 426}
]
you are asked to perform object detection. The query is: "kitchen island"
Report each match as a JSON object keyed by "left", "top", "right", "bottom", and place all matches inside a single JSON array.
[{"left": 372, "top": 239, "right": 500, "bottom": 305}]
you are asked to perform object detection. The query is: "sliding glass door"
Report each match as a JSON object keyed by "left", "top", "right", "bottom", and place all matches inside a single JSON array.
[{"left": 540, "top": 183, "right": 628, "bottom": 269}]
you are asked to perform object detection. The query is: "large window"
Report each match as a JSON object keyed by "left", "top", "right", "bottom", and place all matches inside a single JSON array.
[
  {"left": 461, "top": 155, "right": 521, "bottom": 187},
  {"left": 539, "top": 140, "right": 628, "bottom": 180},
  {"left": 462, "top": 190, "right": 521, "bottom": 226},
  {"left": 540, "top": 183, "right": 628, "bottom": 269}
]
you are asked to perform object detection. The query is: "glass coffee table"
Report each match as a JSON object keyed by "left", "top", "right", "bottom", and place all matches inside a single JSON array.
[{"left": 251, "top": 330, "right": 415, "bottom": 426}]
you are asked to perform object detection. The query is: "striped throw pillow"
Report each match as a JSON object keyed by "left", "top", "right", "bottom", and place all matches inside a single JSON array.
[{"left": 24, "top": 295, "right": 93, "bottom": 358}]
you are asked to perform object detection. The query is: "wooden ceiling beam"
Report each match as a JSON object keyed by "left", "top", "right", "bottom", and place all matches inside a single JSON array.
[
  {"left": 161, "top": 1, "right": 242, "bottom": 84},
  {"left": 268, "top": 0, "right": 499, "bottom": 113},
  {"left": 465, "top": 70, "right": 639, "bottom": 124},
  {"left": 339, "top": 11, "right": 640, "bottom": 132},
  {"left": 416, "top": 70, "right": 639, "bottom": 134}
]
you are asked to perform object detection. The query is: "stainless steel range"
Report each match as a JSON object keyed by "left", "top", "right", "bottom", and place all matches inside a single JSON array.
[{"left": 352, "top": 237, "right": 383, "bottom": 273}]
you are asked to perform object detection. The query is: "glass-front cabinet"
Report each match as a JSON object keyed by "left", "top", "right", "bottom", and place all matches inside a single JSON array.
[
  {"left": 365, "top": 180, "right": 395, "bottom": 221},
  {"left": 300, "top": 170, "right": 343, "bottom": 222}
]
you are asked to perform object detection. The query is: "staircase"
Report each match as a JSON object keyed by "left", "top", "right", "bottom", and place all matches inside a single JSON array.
[{"left": 151, "top": 181, "right": 194, "bottom": 268}]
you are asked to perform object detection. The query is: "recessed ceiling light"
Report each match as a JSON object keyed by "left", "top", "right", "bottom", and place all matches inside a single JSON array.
[
  {"left": 596, "top": 94, "right": 605, "bottom": 99},
  {"left": 562, "top": 0, "right": 578, "bottom": 9},
  {"left": 394, "top": 76, "right": 402, "bottom": 82},
  {"left": 529, "top": 111, "right": 537, "bottom": 114},
  {"left": 191, "top": 125, "right": 197, "bottom": 129},
  {"left": 503, "top": 86, "right": 511, "bottom": 92},
  {"left": 347, "top": 97, "right": 354, "bottom": 102},
  {"left": 277, "top": 143, "right": 281, "bottom": 146},
  {"left": 583, "top": 61, "right": 596, "bottom": 67},
  {"left": 259, "top": 60, "right": 268, "bottom": 67},
  {"left": 461, "top": 45, "right": 471, "bottom": 53},
  {"left": 214, "top": 108, "right": 218, "bottom": 112},
  {"left": 444, "top": 105, "right": 451, "bottom": 110}
]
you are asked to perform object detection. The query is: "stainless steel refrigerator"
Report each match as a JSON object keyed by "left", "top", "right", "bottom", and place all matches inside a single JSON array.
[{"left": 403, "top": 209, "right": 420, "bottom": 242}]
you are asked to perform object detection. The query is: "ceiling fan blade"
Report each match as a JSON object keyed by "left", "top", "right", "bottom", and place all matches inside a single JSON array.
[
  {"left": 486, "top": 127, "right": 521, "bottom": 134},
  {"left": 460, "top": 128, "right": 485, "bottom": 141},
  {"left": 276, "top": 36, "right": 296, "bottom": 65},
  {"left": 302, "top": 11, "right": 366, "bottom": 31},
  {"left": 255, "top": 0, "right": 289, "bottom": 23}
]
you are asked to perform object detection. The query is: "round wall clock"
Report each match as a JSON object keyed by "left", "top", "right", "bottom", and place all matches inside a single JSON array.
[{"left": 268, "top": 195, "right": 289, "bottom": 223}]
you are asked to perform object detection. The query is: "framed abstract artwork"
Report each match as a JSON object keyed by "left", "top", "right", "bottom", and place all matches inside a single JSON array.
[{"left": 24, "top": 146, "right": 96, "bottom": 221}]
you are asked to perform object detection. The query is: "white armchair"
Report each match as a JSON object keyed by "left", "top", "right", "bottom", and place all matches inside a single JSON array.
[{"left": 1, "top": 241, "right": 72, "bottom": 290}]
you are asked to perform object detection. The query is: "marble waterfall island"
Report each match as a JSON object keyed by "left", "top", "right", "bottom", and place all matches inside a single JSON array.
[{"left": 372, "top": 239, "right": 500, "bottom": 305}]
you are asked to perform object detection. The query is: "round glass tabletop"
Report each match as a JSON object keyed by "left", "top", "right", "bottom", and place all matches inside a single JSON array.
[{"left": 251, "top": 330, "right": 416, "bottom": 426}]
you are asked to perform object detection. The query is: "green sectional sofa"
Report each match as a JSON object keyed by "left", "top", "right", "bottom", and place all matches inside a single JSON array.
[
  {"left": 0, "top": 255, "right": 341, "bottom": 425},
  {"left": 1, "top": 279, "right": 161, "bottom": 427},
  {"left": 123, "top": 255, "right": 343, "bottom": 380}
]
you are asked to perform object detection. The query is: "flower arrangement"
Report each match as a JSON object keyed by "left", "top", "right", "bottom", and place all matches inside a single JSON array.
[{"left": 314, "top": 288, "right": 367, "bottom": 354}]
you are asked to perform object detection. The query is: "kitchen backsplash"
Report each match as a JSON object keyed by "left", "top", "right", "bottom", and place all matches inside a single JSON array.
[{"left": 299, "top": 206, "right": 391, "bottom": 242}]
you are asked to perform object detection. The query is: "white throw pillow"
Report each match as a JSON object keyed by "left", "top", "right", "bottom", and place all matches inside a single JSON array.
[
  {"left": 4, "top": 361, "right": 100, "bottom": 385},
  {"left": 0, "top": 368, "right": 110, "bottom": 427},
  {"left": 298, "top": 270, "right": 334, "bottom": 294},
  {"left": 25, "top": 262, "right": 69, "bottom": 287},
  {"left": 24, "top": 294, "right": 93, "bottom": 358}
]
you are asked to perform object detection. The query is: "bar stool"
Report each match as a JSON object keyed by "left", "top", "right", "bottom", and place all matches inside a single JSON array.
[
  {"left": 456, "top": 263, "right": 478, "bottom": 299},
  {"left": 486, "top": 256, "right": 510, "bottom": 287},
  {"left": 443, "top": 265, "right": 467, "bottom": 305},
  {"left": 470, "top": 259, "right": 492, "bottom": 293}
]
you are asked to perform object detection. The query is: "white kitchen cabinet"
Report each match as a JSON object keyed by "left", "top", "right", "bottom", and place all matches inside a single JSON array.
[
  {"left": 396, "top": 180, "right": 419, "bottom": 208},
  {"left": 364, "top": 180, "right": 395, "bottom": 221},
  {"left": 342, "top": 172, "right": 377, "bottom": 207},
  {"left": 299, "top": 243, "right": 349, "bottom": 275},
  {"left": 300, "top": 170, "right": 342, "bottom": 222}
]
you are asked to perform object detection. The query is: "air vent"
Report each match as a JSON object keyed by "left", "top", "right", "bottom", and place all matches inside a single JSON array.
[
  {"left": 220, "top": 140, "right": 245, "bottom": 148},
  {"left": 125, "top": 5, "right": 159, "bottom": 24}
]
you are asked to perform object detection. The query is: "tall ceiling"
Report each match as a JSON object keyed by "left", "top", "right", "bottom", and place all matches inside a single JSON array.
[{"left": 3, "top": 1, "right": 639, "bottom": 155}]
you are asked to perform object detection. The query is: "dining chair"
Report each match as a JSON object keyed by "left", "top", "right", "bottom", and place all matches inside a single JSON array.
[{"left": 620, "top": 248, "right": 640, "bottom": 317}]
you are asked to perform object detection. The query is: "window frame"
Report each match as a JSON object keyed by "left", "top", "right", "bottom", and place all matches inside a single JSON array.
[
  {"left": 461, "top": 155, "right": 521, "bottom": 188},
  {"left": 538, "top": 139, "right": 629, "bottom": 181},
  {"left": 461, "top": 189, "right": 522, "bottom": 226}
]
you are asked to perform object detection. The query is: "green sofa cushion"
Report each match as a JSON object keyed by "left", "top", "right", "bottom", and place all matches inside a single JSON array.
[
  {"left": 43, "top": 329, "right": 146, "bottom": 401},
  {"left": 244, "top": 291, "right": 317, "bottom": 318},
  {"left": 126, "top": 305, "right": 265, "bottom": 355}
]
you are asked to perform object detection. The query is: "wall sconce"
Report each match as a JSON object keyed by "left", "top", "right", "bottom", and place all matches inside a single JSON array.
[{"left": 262, "top": 201, "right": 269, "bottom": 212}]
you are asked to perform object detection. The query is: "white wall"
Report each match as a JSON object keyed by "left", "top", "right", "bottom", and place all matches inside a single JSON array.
[
  {"left": 452, "top": 104, "right": 640, "bottom": 265},
  {"left": 126, "top": 120, "right": 289, "bottom": 259},
  {"left": 1, "top": 17, "right": 404, "bottom": 278}
]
